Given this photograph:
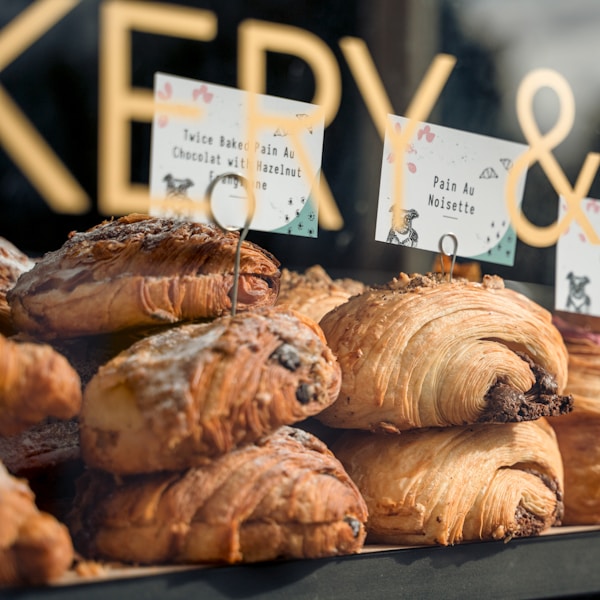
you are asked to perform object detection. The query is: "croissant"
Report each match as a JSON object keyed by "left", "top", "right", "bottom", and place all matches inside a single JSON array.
[
  {"left": 0, "top": 335, "right": 82, "bottom": 437},
  {"left": 0, "top": 237, "right": 35, "bottom": 336},
  {"left": 7, "top": 213, "right": 281, "bottom": 339},
  {"left": 316, "top": 273, "right": 572, "bottom": 432},
  {"left": 80, "top": 307, "right": 341, "bottom": 474},
  {"left": 276, "top": 265, "right": 365, "bottom": 323},
  {"left": 550, "top": 314, "right": 600, "bottom": 524},
  {"left": 332, "top": 419, "right": 564, "bottom": 546},
  {"left": 0, "top": 461, "right": 74, "bottom": 586},
  {"left": 69, "top": 426, "right": 368, "bottom": 565}
]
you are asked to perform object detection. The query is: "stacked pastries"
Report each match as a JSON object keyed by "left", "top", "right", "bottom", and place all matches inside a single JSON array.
[
  {"left": 315, "top": 272, "right": 571, "bottom": 546},
  {"left": 0, "top": 216, "right": 368, "bottom": 582},
  {"left": 0, "top": 213, "right": 584, "bottom": 580}
]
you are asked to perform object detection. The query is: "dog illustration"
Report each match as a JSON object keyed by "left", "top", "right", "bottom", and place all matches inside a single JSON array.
[
  {"left": 386, "top": 208, "right": 419, "bottom": 248},
  {"left": 163, "top": 174, "right": 194, "bottom": 197},
  {"left": 566, "top": 272, "right": 591, "bottom": 313}
]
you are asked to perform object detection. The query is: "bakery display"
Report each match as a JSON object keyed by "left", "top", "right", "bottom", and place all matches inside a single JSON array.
[
  {"left": 550, "top": 314, "right": 600, "bottom": 524},
  {"left": 68, "top": 426, "right": 368, "bottom": 565},
  {"left": 7, "top": 214, "right": 281, "bottom": 340},
  {"left": 316, "top": 272, "right": 572, "bottom": 432},
  {"left": 0, "top": 211, "right": 594, "bottom": 589},
  {"left": 0, "top": 460, "right": 74, "bottom": 587},
  {"left": 0, "top": 334, "right": 82, "bottom": 437},
  {"left": 332, "top": 419, "right": 564, "bottom": 546},
  {"left": 276, "top": 265, "right": 366, "bottom": 322},
  {"left": 79, "top": 307, "right": 341, "bottom": 474},
  {"left": 0, "top": 237, "right": 35, "bottom": 336}
]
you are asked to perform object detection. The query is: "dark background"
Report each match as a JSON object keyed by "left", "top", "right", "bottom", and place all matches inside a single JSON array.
[{"left": 1, "top": 0, "right": 600, "bottom": 285}]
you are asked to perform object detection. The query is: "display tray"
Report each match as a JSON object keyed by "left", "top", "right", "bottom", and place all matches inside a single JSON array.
[{"left": 2, "top": 526, "right": 600, "bottom": 600}]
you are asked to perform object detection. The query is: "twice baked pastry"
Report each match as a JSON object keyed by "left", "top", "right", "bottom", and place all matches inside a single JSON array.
[
  {"left": 0, "top": 335, "right": 82, "bottom": 437},
  {"left": 0, "top": 461, "right": 74, "bottom": 587},
  {"left": 316, "top": 273, "right": 572, "bottom": 432},
  {"left": 332, "top": 419, "right": 564, "bottom": 546},
  {"left": 0, "top": 237, "right": 35, "bottom": 336},
  {"left": 7, "top": 214, "right": 281, "bottom": 339},
  {"left": 69, "top": 426, "right": 368, "bottom": 565},
  {"left": 276, "top": 265, "right": 365, "bottom": 323},
  {"left": 80, "top": 308, "right": 341, "bottom": 474}
]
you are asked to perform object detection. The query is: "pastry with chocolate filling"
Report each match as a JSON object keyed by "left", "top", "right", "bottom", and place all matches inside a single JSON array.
[
  {"left": 0, "top": 237, "right": 35, "bottom": 336},
  {"left": 316, "top": 272, "right": 572, "bottom": 432},
  {"left": 0, "top": 334, "right": 82, "bottom": 437},
  {"left": 7, "top": 213, "right": 281, "bottom": 340},
  {"left": 332, "top": 419, "right": 563, "bottom": 546},
  {"left": 0, "top": 460, "right": 74, "bottom": 587},
  {"left": 550, "top": 313, "right": 600, "bottom": 524},
  {"left": 80, "top": 307, "right": 341, "bottom": 474},
  {"left": 69, "top": 426, "right": 368, "bottom": 565},
  {"left": 276, "top": 265, "right": 366, "bottom": 323}
]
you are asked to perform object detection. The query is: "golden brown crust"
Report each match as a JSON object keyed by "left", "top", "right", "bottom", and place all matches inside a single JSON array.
[
  {"left": 276, "top": 265, "right": 366, "bottom": 322},
  {"left": 332, "top": 419, "right": 564, "bottom": 546},
  {"left": 551, "top": 412, "right": 600, "bottom": 524},
  {"left": 316, "top": 273, "right": 571, "bottom": 431},
  {"left": 7, "top": 214, "right": 281, "bottom": 339},
  {"left": 69, "top": 426, "right": 368, "bottom": 565},
  {"left": 80, "top": 307, "right": 341, "bottom": 474},
  {"left": 0, "top": 461, "right": 74, "bottom": 586},
  {"left": 0, "top": 237, "right": 35, "bottom": 336},
  {"left": 549, "top": 315, "right": 600, "bottom": 523},
  {"left": 0, "top": 335, "right": 82, "bottom": 437}
]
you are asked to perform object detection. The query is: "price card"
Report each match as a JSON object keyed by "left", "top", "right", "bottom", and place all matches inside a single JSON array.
[
  {"left": 375, "top": 116, "right": 529, "bottom": 265},
  {"left": 555, "top": 197, "right": 600, "bottom": 317},
  {"left": 149, "top": 73, "right": 324, "bottom": 237}
]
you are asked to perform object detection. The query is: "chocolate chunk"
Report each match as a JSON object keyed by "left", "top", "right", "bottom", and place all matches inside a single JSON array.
[
  {"left": 296, "top": 383, "right": 316, "bottom": 404},
  {"left": 479, "top": 352, "right": 573, "bottom": 423},
  {"left": 271, "top": 343, "right": 301, "bottom": 371},
  {"left": 344, "top": 516, "right": 362, "bottom": 538}
]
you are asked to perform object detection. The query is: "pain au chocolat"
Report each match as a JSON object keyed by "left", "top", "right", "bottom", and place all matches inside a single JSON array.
[
  {"left": 276, "top": 265, "right": 366, "bottom": 323},
  {"left": 332, "top": 419, "right": 564, "bottom": 546},
  {"left": 7, "top": 214, "right": 281, "bottom": 339},
  {"left": 69, "top": 427, "right": 368, "bottom": 565},
  {"left": 316, "top": 273, "right": 572, "bottom": 432},
  {"left": 79, "top": 307, "right": 341, "bottom": 474}
]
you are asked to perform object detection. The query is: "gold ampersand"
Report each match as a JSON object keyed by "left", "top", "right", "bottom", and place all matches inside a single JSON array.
[{"left": 506, "top": 68, "right": 600, "bottom": 247}]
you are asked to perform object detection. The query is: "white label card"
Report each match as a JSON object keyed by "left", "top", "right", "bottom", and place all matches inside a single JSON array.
[
  {"left": 149, "top": 73, "right": 324, "bottom": 237},
  {"left": 375, "top": 116, "right": 529, "bottom": 265},
  {"left": 555, "top": 197, "right": 600, "bottom": 317}
]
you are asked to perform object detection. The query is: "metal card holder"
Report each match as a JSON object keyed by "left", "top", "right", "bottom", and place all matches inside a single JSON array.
[{"left": 204, "top": 172, "right": 256, "bottom": 316}]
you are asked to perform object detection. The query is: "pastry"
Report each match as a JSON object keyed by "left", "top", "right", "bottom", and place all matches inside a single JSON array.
[
  {"left": 550, "top": 314, "right": 600, "bottom": 524},
  {"left": 332, "top": 419, "right": 564, "bottom": 546},
  {"left": 276, "top": 265, "right": 366, "bottom": 322},
  {"left": 69, "top": 426, "right": 368, "bottom": 565},
  {"left": 0, "top": 460, "right": 74, "bottom": 586},
  {"left": 316, "top": 273, "right": 572, "bottom": 432},
  {"left": 7, "top": 213, "right": 281, "bottom": 339},
  {"left": 80, "top": 307, "right": 341, "bottom": 474},
  {"left": 0, "top": 418, "right": 82, "bottom": 522},
  {"left": 0, "top": 237, "right": 35, "bottom": 336},
  {"left": 0, "top": 335, "right": 82, "bottom": 437}
]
